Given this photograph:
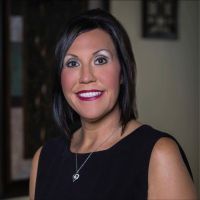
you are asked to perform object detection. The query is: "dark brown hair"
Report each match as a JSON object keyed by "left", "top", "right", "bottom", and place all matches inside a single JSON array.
[{"left": 53, "top": 9, "right": 138, "bottom": 137}]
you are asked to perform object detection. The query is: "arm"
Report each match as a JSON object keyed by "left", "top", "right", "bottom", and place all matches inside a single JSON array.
[
  {"left": 148, "top": 137, "right": 197, "bottom": 199},
  {"left": 29, "top": 147, "right": 42, "bottom": 200}
]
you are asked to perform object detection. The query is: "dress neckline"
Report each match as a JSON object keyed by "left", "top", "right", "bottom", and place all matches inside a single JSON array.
[{"left": 66, "top": 124, "right": 149, "bottom": 156}]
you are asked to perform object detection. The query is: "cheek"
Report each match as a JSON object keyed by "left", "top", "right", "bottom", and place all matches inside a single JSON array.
[
  {"left": 102, "top": 65, "right": 121, "bottom": 91},
  {"left": 61, "top": 69, "right": 76, "bottom": 93}
]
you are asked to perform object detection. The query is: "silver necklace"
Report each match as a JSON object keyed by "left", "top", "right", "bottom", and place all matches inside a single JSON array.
[{"left": 72, "top": 126, "right": 121, "bottom": 182}]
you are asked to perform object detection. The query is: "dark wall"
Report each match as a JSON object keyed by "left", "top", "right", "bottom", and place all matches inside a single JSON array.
[
  {"left": 0, "top": 0, "right": 3, "bottom": 196},
  {"left": 0, "top": 0, "right": 110, "bottom": 198}
]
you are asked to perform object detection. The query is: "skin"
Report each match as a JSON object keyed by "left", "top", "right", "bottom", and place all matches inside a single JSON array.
[
  {"left": 61, "top": 29, "right": 124, "bottom": 152},
  {"left": 29, "top": 147, "right": 42, "bottom": 200},
  {"left": 61, "top": 29, "right": 121, "bottom": 123},
  {"left": 148, "top": 137, "right": 197, "bottom": 199},
  {"left": 29, "top": 28, "right": 197, "bottom": 199}
]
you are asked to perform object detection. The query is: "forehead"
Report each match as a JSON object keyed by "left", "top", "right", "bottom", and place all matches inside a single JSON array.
[{"left": 67, "top": 28, "right": 116, "bottom": 53}]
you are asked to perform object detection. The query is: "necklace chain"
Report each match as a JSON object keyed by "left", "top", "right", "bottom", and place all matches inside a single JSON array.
[{"left": 72, "top": 126, "right": 121, "bottom": 182}]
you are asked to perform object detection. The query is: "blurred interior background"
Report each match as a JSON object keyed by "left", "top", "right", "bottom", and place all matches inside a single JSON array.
[{"left": 0, "top": 0, "right": 199, "bottom": 199}]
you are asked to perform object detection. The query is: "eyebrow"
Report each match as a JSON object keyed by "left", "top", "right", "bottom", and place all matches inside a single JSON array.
[
  {"left": 65, "top": 49, "right": 113, "bottom": 58},
  {"left": 93, "top": 49, "right": 113, "bottom": 58},
  {"left": 65, "top": 54, "right": 78, "bottom": 58}
]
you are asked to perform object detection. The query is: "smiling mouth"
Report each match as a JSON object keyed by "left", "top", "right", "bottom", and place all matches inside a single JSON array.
[{"left": 76, "top": 90, "right": 103, "bottom": 101}]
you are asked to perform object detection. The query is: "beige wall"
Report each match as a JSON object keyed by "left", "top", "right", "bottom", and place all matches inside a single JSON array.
[
  {"left": 199, "top": 0, "right": 200, "bottom": 195},
  {"left": 111, "top": 0, "right": 199, "bottom": 193}
]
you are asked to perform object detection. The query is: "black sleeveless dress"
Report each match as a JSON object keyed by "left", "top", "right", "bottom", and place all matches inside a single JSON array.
[{"left": 35, "top": 125, "right": 192, "bottom": 200}]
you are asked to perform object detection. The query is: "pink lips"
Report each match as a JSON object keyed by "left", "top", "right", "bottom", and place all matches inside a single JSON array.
[{"left": 76, "top": 90, "right": 103, "bottom": 101}]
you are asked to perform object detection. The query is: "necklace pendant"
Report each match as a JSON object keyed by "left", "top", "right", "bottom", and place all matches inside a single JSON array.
[{"left": 72, "top": 173, "right": 80, "bottom": 182}]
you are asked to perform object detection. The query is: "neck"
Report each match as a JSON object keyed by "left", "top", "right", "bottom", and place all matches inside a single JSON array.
[{"left": 71, "top": 107, "right": 122, "bottom": 153}]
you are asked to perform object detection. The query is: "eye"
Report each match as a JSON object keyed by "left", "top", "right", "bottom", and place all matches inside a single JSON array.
[
  {"left": 94, "top": 56, "right": 108, "bottom": 65},
  {"left": 65, "top": 59, "right": 80, "bottom": 68}
]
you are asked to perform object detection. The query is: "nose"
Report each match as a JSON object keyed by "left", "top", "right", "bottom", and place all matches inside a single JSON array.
[{"left": 79, "top": 65, "right": 96, "bottom": 84}]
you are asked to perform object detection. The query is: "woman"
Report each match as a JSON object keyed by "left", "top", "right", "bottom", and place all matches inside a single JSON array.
[{"left": 30, "top": 9, "right": 197, "bottom": 199}]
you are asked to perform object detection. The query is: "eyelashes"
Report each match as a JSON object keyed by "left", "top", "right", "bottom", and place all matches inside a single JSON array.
[
  {"left": 64, "top": 55, "right": 109, "bottom": 68},
  {"left": 65, "top": 58, "right": 80, "bottom": 68},
  {"left": 94, "top": 55, "right": 108, "bottom": 65}
]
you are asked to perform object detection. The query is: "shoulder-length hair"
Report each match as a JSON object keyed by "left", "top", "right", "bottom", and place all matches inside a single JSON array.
[{"left": 53, "top": 8, "right": 138, "bottom": 137}]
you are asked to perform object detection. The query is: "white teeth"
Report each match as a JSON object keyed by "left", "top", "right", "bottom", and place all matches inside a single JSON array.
[{"left": 78, "top": 91, "right": 102, "bottom": 98}]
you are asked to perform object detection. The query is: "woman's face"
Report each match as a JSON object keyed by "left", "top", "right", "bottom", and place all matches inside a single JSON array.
[{"left": 61, "top": 28, "right": 121, "bottom": 122}]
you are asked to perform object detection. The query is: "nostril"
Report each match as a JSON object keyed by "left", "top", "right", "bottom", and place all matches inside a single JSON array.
[{"left": 79, "top": 67, "right": 96, "bottom": 83}]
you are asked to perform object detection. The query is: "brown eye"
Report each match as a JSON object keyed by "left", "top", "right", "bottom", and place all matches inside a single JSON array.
[{"left": 94, "top": 56, "right": 108, "bottom": 65}]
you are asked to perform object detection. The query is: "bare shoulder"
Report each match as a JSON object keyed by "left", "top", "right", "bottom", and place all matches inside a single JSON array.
[
  {"left": 148, "top": 137, "right": 197, "bottom": 199},
  {"left": 29, "top": 147, "right": 42, "bottom": 200}
]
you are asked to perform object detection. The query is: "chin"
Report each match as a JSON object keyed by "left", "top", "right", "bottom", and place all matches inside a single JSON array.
[
  {"left": 79, "top": 111, "right": 108, "bottom": 122},
  {"left": 81, "top": 115, "right": 103, "bottom": 122},
  {"left": 80, "top": 110, "right": 116, "bottom": 123}
]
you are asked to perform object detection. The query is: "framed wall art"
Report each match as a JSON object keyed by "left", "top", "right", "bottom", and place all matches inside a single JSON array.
[{"left": 142, "top": 0, "right": 178, "bottom": 39}]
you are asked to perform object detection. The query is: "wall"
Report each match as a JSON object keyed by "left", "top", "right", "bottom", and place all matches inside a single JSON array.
[
  {"left": 0, "top": 0, "right": 3, "bottom": 196},
  {"left": 111, "top": 0, "right": 199, "bottom": 193},
  {"left": 3, "top": 1, "right": 199, "bottom": 199},
  {"left": 198, "top": 1, "right": 200, "bottom": 196}
]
